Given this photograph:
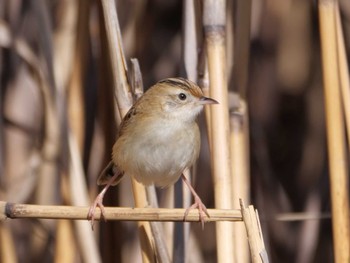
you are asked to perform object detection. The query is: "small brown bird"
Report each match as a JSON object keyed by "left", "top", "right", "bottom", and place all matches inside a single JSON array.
[{"left": 88, "top": 77, "right": 218, "bottom": 227}]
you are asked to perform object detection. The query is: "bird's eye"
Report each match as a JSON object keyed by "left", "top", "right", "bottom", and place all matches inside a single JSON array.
[{"left": 178, "top": 93, "right": 187, "bottom": 100}]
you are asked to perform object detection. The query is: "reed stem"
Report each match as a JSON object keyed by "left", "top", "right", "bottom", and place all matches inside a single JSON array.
[
  {"left": 203, "top": 1, "right": 234, "bottom": 262},
  {"left": 318, "top": 1, "right": 350, "bottom": 262},
  {"left": 0, "top": 202, "right": 242, "bottom": 222}
]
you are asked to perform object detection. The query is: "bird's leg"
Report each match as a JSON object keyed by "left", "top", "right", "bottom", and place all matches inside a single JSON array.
[
  {"left": 181, "top": 173, "right": 210, "bottom": 229},
  {"left": 87, "top": 173, "right": 119, "bottom": 230}
]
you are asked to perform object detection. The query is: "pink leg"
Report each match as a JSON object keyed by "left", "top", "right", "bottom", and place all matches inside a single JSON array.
[
  {"left": 87, "top": 173, "right": 119, "bottom": 230},
  {"left": 181, "top": 174, "right": 210, "bottom": 229}
]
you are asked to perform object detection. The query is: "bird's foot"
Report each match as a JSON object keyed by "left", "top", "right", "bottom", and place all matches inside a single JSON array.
[
  {"left": 87, "top": 191, "right": 107, "bottom": 230},
  {"left": 184, "top": 194, "right": 210, "bottom": 229},
  {"left": 87, "top": 172, "right": 120, "bottom": 230}
]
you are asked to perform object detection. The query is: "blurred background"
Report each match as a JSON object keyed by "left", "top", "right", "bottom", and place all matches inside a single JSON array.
[{"left": 1, "top": 0, "right": 350, "bottom": 262}]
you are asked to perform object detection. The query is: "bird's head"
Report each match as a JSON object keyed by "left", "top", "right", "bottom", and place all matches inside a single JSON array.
[{"left": 148, "top": 78, "right": 218, "bottom": 122}]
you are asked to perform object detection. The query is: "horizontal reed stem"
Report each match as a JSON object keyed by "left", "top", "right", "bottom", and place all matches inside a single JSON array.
[{"left": 0, "top": 202, "right": 242, "bottom": 222}]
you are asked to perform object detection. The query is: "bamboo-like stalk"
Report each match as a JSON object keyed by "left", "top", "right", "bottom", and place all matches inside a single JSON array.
[
  {"left": 318, "top": 1, "right": 350, "bottom": 262},
  {"left": 0, "top": 202, "right": 242, "bottom": 222},
  {"left": 100, "top": 1, "right": 156, "bottom": 262},
  {"left": 183, "top": 0, "right": 200, "bottom": 82},
  {"left": 203, "top": 1, "right": 234, "bottom": 262},
  {"left": 230, "top": 99, "right": 250, "bottom": 263}
]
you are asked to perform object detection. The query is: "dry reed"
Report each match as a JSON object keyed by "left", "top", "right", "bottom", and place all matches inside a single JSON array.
[
  {"left": 2, "top": 1, "right": 348, "bottom": 262},
  {"left": 0, "top": 202, "right": 242, "bottom": 222},
  {"left": 240, "top": 200, "right": 268, "bottom": 263},
  {"left": 229, "top": 1, "right": 252, "bottom": 261},
  {"left": 203, "top": 1, "right": 235, "bottom": 262},
  {"left": 318, "top": 1, "right": 350, "bottom": 262}
]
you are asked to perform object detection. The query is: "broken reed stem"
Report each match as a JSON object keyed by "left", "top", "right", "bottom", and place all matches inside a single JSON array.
[
  {"left": 318, "top": 1, "right": 350, "bottom": 262},
  {"left": 0, "top": 202, "right": 242, "bottom": 222},
  {"left": 203, "top": 1, "right": 234, "bottom": 263},
  {"left": 240, "top": 200, "right": 269, "bottom": 263}
]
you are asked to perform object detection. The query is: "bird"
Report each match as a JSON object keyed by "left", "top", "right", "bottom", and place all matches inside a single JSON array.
[{"left": 87, "top": 77, "right": 218, "bottom": 228}]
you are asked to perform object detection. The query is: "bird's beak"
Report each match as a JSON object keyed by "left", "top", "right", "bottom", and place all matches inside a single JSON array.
[{"left": 199, "top": 96, "right": 219, "bottom": 105}]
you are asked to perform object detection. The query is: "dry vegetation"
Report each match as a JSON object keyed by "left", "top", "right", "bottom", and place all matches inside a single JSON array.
[{"left": 1, "top": 0, "right": 350, "bottom": 263}]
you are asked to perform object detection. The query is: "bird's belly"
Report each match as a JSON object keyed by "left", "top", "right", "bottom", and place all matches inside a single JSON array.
[{"left": 115, "top": 124, "right": 199, "bottom": 187}]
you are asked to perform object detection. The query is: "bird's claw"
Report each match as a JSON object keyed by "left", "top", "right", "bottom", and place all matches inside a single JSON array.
[
  {"left": 184, "top": 195, "right": 210, "bottom": 229},
  {"left": 87, "top": 193, "right": 106, "bottom": 230}
]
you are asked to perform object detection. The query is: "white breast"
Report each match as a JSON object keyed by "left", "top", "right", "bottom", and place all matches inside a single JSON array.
[{"left": 113, "top": 119, "right": 200, "bottom": 187}]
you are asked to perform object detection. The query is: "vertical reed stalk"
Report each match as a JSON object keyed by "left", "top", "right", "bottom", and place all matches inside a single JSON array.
[
  {"left": 230, "top": 100, "right": 250, "bottom": 263},
  {"left": 53, "top": 2, "right": 101, "bottom": 261},
  {"left": 100, "top": 0, "right": 132, "bottom": 117},
  {"left": 198, "top": 54, "right": 213, "bottom": 146},
  {"left": 179, "top": 1, "right": 201, "bottom": 261},
  {"left": 100, "top": 1, "right": 156, "bottom": 261},
  {"left": 336, "top": 5, "right": 350, "bottom": 151},
  {"left": 131, "top": 178, "right": 157, "bottom": 263},
  {"left": 318, "top": 1, "right": 350, "bottom": 262},
  {"left": 203, "top": 1, "right": 234, "bottom": 262},
  {"left": 54, "top": 1, "right": 83, "bottom": 261},
  {"left": 230, "top": 1, "right": 252, "bottom": 261},
  {"left": 54, "top": 220, "right": 76, "bottom": 263},
  {"left": 0, "top": 223, "right": 16, "bottom": 263},
  {"left": 66, "top": 0, "right": 88, "bottom": 152},
  {"left": 68, "top": 132, "right": 101, "bottom": 263}
]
